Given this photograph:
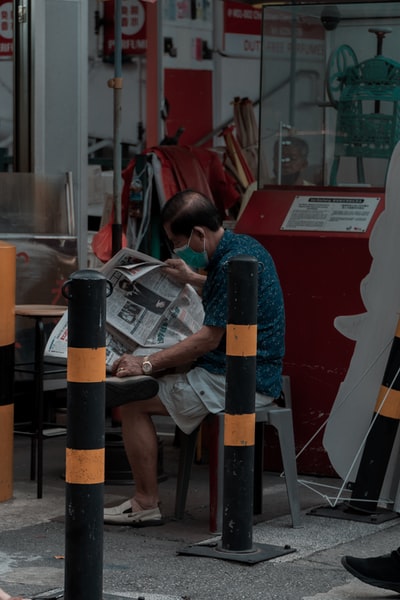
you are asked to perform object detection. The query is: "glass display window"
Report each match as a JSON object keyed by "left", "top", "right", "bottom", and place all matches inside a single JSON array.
[{"left": 259, "top": 1, "right": 400, "bottom": 188}]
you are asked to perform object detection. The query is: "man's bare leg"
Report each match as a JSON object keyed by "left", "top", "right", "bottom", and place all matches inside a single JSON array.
[
  {"left": 120, "top": 396, "right": 169, "bottom": 509},
  {"left": 0, "top": 588, "right": 26, "bottom": 600}
]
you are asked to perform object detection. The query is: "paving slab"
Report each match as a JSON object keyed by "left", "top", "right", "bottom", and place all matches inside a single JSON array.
[{"left": 1, "top": 434, "right": 399, "bottom": 600}]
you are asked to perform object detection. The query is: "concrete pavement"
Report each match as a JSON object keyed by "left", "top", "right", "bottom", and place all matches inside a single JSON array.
[{"left": 1, "top": 430, "right": 400, "bottom": 600}]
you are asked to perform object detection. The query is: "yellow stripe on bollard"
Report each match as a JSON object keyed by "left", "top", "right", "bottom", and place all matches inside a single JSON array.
[
  {"left": 224, "top": 413, "right": 256, "bottom": 446},
  {"left": 67, "top": 347, "right": 106, "bottom": 382},
  {"left": 395, "top": 320, "right": 400, "bottom": 338},
  {"left": 375, "top": 386, "right": 400, "bottom": 419},
  {"left": 65, "top": 448, "right": 105, "bottom": 484},
  {"left": 0, "top": 243, "right": 15, "bottom": 346},
  {"left": 226, "top": 324, "right": 257, "bottom": 357}
]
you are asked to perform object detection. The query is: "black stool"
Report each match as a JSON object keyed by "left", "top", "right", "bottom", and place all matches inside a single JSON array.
[{"left": 14, "top": 304, "right": 67, "bottom": 499}]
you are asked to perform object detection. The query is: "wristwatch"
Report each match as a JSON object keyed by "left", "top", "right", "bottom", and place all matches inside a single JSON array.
[{"left": 141, "top": 356, "right": 153, "bottom": 375}]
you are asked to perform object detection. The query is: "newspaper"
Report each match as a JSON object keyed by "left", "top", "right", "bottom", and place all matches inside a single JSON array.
[{"left": 44, "top": 247, "right": 204, "bottom": 369}]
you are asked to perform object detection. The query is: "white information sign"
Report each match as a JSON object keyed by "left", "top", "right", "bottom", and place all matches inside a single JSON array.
[{"left": 281, "top": 195, "right": 381, "bottom": 232}]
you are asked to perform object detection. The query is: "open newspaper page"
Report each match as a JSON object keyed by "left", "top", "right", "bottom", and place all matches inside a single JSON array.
[
  {"left": 44, "top": 312, "right": 137, "bottom": 369},
  {"left": 43, "top": 311, "right": 68, "bottom": 364},
  {"left": 44, "top": 248, "right": 204, "bottom": 369}
]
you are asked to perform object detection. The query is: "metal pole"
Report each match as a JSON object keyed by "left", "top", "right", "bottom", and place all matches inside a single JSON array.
[
  {"left": 349, "top": 316, "right": 400, "bottom": 514},
  {"left": 63, "top": 269, "right": 109, "bottom": 600},
  {"left": 221, "top": 255, "right": 258, "bottom": 552},
  {"left": 277, "top": 122, "right": 292, "bottom": 185},
  {"left": 289, "top": 12, "right": 297, "bottom": 127},
  {"left": 109, "top": 0, "right": 123, "bottom": 256},
  {"left": 0, "top": 242, "right": 16, "bottom": 502},
  {"left": 178, "top": 255, "right": 295, "bottom": 563}
]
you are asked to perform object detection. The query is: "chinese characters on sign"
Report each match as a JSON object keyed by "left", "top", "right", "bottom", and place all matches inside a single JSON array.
[
  {"left": 103, "top": 0, "right": 147, "bottom": 58},
  {"left": 0, "top": 0, "right": 12, "bottom": 59}
]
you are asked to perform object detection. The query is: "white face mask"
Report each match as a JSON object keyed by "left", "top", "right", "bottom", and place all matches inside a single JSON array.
[{"left": 174, "top": 230, "right": 209, "bottom": 269}]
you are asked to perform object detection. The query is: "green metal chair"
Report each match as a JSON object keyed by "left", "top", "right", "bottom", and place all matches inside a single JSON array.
[{"left": 328, "top": 38, "right": 400, "bottom": 185}]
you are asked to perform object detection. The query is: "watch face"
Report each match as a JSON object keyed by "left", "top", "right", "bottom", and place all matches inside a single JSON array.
[{"left": 142, "top": 360, "right": 152, "bottom": 374}]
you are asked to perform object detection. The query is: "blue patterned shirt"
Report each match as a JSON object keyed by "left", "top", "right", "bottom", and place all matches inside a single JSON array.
[{"left": 197, "top": 229, "right": 285, "bottom": 398}]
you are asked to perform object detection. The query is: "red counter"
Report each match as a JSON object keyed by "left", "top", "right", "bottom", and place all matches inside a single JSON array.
[{"left": 235, "top": 187, "right": 385, "bottom": 475}]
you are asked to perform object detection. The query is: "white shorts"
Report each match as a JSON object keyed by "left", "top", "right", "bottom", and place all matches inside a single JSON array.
[{"left": 157, "top": 366, "right": 274, "bottom": 434}]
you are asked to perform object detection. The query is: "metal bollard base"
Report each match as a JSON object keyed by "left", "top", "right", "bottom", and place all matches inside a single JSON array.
[
  {"left": 31, "top": 591, "right": 181, "bottom": 600},
  {"left": 308, "top": 503, "right": 399, "bottom": 524},
  {"left": 31, "top": 588, "right": 64, "bottom": 599},
  {"left": 177, "top": 540, "right": 295, "bottom": 564}
]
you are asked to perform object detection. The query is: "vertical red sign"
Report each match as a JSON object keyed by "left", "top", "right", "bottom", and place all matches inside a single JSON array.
[
  {"left": 103, "top": 0, "right": 147, "bottom": 58},
  {"left": 0, "top": 0, "right": 13, "bottom": 58}
]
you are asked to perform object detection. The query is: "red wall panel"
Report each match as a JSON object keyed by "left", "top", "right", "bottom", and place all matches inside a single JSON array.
[
  {"left": 235, "top": 187, "right": 385, "bottom": 475},
  {"left": 164, "top": 69, "right": 213, "bottom": 147}
]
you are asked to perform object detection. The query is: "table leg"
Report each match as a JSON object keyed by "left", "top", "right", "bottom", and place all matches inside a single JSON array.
[{"left": 34, "top": 317, "right": 45, "bottom": 499}]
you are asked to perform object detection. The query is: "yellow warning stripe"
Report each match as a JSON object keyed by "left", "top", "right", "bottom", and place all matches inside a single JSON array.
[
  {"left": 0, "top": 244, "right": 15, "bottom": 346},
  {"left": 67, "top": 347, "right": 106, "bottom": 382},
  {"left": 65, "top": 448, "right": 105, "bottom": 484},
  {"left": 374, "top": 385, "right": 400, "bottom": 419},
  {"left": 224, "top": 413, "right": 255, "bottom": 446},
  {"left": 395, "top": 318, "right": 400, "bottom": 338},
  {"left": 226, "top": 324, "right": 257, "bottom": 357},
  {"left": 0, "top": 403, "right": 14, "bottom": 501}
]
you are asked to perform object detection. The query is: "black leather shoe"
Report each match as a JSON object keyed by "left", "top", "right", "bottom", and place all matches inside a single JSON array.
[
  {"left": 106, "top": 375, "right": 159, "bottom": 408},
  {"left": 341, "top": 549, "right": 400, "bottom": 593}
]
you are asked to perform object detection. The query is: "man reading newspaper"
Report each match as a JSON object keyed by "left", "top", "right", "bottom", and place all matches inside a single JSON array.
[
  {"left": 104, "top": 189, "right": 285, "bottom": 526},
  {"left": 44, "top": 246, "right": 205, "bottom": 369}
]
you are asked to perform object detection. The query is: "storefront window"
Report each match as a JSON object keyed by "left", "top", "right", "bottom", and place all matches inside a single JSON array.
[{"left": 259, "top": 1, "right": 400, "bottom": 188}]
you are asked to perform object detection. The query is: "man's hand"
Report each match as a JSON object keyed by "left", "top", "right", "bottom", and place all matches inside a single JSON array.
[
  {"left": 111, "top": 325, "right": 224, "bottom": 378},
  {"left": 0, "top": 588, "right": 27, "bottom": 600},
  {"left": 112, "top": 354, "right": 144, "bottom": 377},
  {"left": 163, "top": 258, "right": 206, "bottom": 290}
]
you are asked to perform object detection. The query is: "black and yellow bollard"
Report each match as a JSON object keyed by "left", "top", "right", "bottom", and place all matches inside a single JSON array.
[
  {"left": 349, "top": 316, "right": 400, "bottom": 515},
  {"left": 178, "top": 256, "right": 294, "bottom": 563},
  {"left": 221, "top": 255, "right": 259, "bottom": 553},
  {"left": 63, "top": 270, "right": 110, "bottom": 600},
  {"left": 0, "top": 242, "right": 16, "bottom": 502}
]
